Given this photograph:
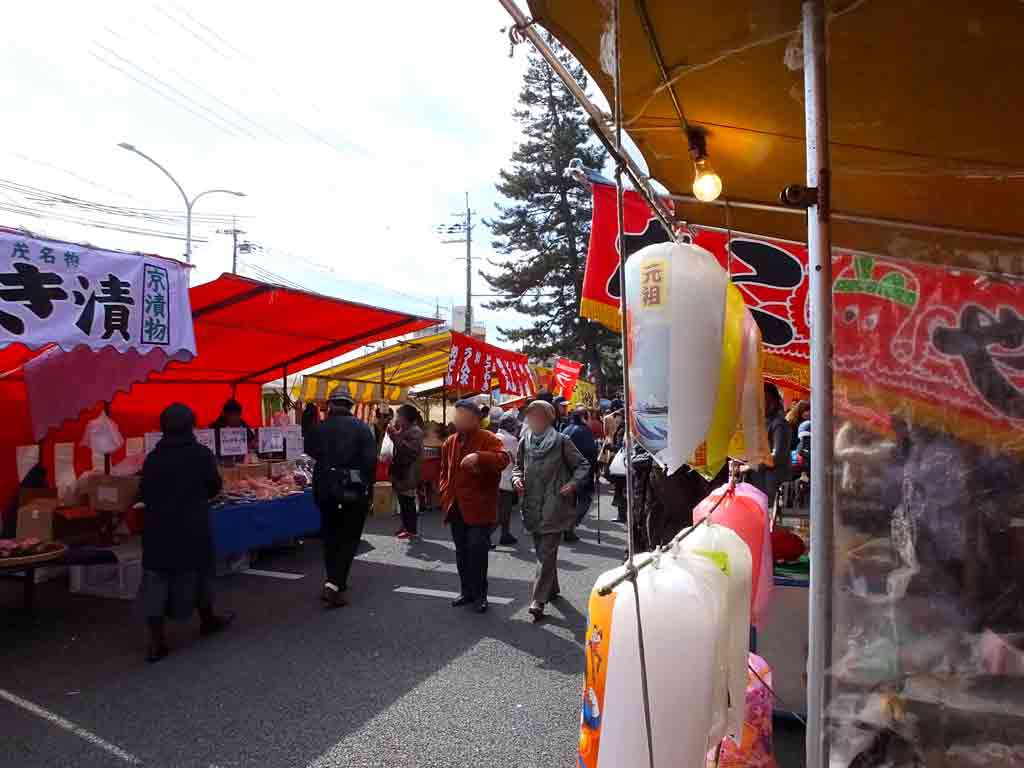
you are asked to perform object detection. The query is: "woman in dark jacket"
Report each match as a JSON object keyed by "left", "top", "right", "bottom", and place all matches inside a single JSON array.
[{"left": 139, "top": 403, "right": 231, "bottom": 662}]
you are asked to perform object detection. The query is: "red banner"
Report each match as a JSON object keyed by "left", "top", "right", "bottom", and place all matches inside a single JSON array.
[
  {"left": 584, "top": 180, "right": 1024, "bottom": 449},
  {"left": 444, "top": 332, "right": 534, "bottom": 396},
  {"left": 552, "top": 357, "right": 584, "bottom": 399}
]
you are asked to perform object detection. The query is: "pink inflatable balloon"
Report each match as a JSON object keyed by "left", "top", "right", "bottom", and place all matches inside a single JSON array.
[{"left": 693, "top": 483, "right": 773, "bottom": 624}]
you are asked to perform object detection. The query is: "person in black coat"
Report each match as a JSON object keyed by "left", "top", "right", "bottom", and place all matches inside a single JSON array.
[
  {"left": 562, "top": 407, "right": 600, "bottom": 542},
  {"left": 306, "top": 390, "right": 377, "bottom": 607},
  {"left": 139, "top": 403, "right": 231, "bottom": 663}
]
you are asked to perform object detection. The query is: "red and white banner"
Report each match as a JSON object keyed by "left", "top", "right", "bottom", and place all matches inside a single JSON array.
[
  {"left": 445, "top": 331, "right": 534, "bottom": 396},
  {"left": 552, "top": 357, "right": 584, "bottom": 399}
]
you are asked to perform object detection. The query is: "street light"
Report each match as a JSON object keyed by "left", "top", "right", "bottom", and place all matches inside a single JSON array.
[{"left": 117, "top": 142, "right": 246, "bottom": 265}]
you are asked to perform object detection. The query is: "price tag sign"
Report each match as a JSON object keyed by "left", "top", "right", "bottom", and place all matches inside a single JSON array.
[
  {"left": 258, "top": 426, "right": 284, "bottom": 454},
  {"left": 144, "top": 432, "right": 163, "bottom": 455},
  {"left": 193, "top": 428, "right": 216, "bottom": 453},
  {"left": 283, "top": 425, "right": 303, "bottom": 460},
  {"left": 218, "top": 427, "right": 248, "bottom": 457}
]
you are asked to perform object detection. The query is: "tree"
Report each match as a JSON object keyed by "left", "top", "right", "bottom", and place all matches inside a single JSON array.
[{"left": 484, "top": 36, "right": 620, "bottom": 394}]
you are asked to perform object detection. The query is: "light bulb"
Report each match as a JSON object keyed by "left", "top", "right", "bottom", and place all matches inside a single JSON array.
[{"left": 692, "top": 158, "right": 722, "bottom": 202}]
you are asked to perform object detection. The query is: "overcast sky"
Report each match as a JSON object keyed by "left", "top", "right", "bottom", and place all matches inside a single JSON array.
[{"left": 1, "top": 1, "right": 548, "bottom": 341}]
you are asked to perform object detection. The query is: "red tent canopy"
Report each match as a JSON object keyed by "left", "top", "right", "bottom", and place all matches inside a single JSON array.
[{"left": 0, "top": 274, "right": 437, "bottom": 522}]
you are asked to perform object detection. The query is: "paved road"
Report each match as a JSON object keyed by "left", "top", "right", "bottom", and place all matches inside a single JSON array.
[{"left": 1, "top": 496, "right": 630, "bottom": 768}]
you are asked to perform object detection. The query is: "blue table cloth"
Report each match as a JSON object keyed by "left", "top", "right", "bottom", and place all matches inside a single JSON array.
[{"left": 211, "top": 491, "right": 320, "bottom": 557}]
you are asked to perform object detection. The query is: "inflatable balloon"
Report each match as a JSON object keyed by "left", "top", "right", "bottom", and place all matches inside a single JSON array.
[
  {"left": 676, "top": 524, "right": 753, "bottom": 742},
  {"left": 694, "top": 483, "right": 773, "bottom": 624},
  {"left": 624, "top": 241, "right": 727, "bottom": 471},
  {"left": 727, "top": 309, "right": 770, "bottom": 469},
  {"left": 579, "top": 553, "right": 727, "bottom": 768}
]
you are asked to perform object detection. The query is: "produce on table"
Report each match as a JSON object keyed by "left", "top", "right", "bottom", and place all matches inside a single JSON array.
[
  {"left": 216, "top": 474, "right": 305, "bottom": 504},
  {"left": 0, "top": 538, "right": 63, "bottom": 559}
]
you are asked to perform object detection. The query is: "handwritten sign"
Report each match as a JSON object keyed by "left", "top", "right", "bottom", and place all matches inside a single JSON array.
[
  {"left": 193, "top": 428, "right": 216, "bottom": 453},
  {"left": 144, "top": 432, "right": 163, "bottom": 455},
  {"left": 283, "top": 425, "right": 303, "bottom": 460},
  {"left": 258, "top": 426, "right": 284, "bottom": 455},
  {"left": 218, "top": 427, "right": 248, "bottom": 457}
]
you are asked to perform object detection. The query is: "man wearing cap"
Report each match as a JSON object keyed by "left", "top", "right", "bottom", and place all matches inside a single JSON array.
[
  {"left": 307, "top": 391, "right": 377, "bottom": 607},
  {"left": 552, "top": 395, "right": 569, "bottom": 431},
  {"left": 438, "top": 399, "right": 512, "bottom": 613}
]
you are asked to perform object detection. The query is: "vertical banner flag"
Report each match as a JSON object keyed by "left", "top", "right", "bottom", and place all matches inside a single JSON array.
[
  {"left": 445, "top": 331, "right": 534, "bottom": 396},
  {"left": 552, "top": 357, "right": 584, "bottom": 399}
]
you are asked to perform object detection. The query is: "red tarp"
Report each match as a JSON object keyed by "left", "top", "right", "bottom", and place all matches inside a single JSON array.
[{"left": 1, "top": 274, "right": 436, "bottom": 522}]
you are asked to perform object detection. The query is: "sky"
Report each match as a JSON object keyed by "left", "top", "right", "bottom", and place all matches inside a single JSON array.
[{"left": 0, "top": 1, "right": 555, "bottom": 344}]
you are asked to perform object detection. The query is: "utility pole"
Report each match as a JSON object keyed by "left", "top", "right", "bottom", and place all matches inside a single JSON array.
[
  {"left": 217, "top": 217, "right": 246, "bottom": 274},
  {"left": 436, "top": 192, "right": 475, "bottom": 335}
]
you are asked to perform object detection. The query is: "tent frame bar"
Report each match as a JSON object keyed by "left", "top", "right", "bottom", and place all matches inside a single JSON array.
[{"left": 803, "top": 2, "right": 834, "bottom": 766}]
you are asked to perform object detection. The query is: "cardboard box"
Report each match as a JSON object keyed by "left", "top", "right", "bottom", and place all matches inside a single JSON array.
[
  {"left": 16, "top": 498, "right": 58, "bottom": 542},
  {"left": 372, "top": 482, "right": 394, "bottom": 517},
  {"left": 88, "top": 476, "right": 141, "bottom": 514}
]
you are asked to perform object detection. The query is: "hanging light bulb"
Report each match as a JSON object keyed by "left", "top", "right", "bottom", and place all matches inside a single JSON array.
[
  {"left": 687, "top": 129, "right": 723, "bottom": 203},
  {"left": 692, "top": 157, "right": 723, "bottom": 202}
]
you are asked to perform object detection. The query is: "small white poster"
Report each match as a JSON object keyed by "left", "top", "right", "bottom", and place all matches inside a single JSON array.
[
  {"left": 15, "top": 444, "right": 40, "bottom": 482},
  {"left": 54, "top": 442, "right": 76, "bottom": 494},
  {"left": 144, "top": 432, "right": 163, "bottom": 455},
  {"left": 218, "top": 427, "right": 248, "bottom": 457},
  {"left": 283, "top": 425, "right": 303, "bottom": 460},
  {"left": 193, "top": 428, "right": 216, "bottom": 453},
  {"left": 92, "top": 452, "right": 106, "bottom": 471},
  {"left": 125, "top": 437, "right": 144, "bottom": 457},
  {"left": 258, "top": 426, "right": 284, "bottom": 454}
]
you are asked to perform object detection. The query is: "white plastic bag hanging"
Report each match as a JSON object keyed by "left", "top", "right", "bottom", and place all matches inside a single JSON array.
[
  {"left": 81, "top": 411, "right": 124, "bottom": 456},
  {"left": 380, "top": 432, "right": 394, "bottom": 463},
  {"left": 608, "top": 448, "right": 627, "bottom": 477}
]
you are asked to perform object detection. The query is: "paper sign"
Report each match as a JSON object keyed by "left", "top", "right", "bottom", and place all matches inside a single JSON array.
[
  {"left": 218, "top": 427, "right": 248, "bottom": 457},
  {"left": 125, "top": 437, "right": 144, "bottom": 457},
  {"left": 16, "top": 445, "right": 40, "bottom": 482},
  {"left": 92, "top": 452, "right": 106, "bottom": 471},
  {"left": 54, "top": 442, "right": 76, "bottom": 493},
  {"left": 193, "top": 429, "right": 216, "bottom": 453},
  {"left": 97, "top": 486, "right": 119, "bottom": 505},
  {"left": 144, "top": 432, "right": 163, "bottom": 455},
  {"left": 258, "top": 427, "right": 284, "bottom": 454},
  {"left": 283, "top": 425, "right": 303, "bottom": 460}
]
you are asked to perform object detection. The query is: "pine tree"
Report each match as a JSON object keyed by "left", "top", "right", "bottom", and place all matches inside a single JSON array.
[{"left": 484, "top": 36, "right": 619, "bottom": 394}]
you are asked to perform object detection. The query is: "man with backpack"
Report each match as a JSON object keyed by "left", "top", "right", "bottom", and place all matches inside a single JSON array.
[{"left": 307, "top": 390, "right": 377, "bottom": 607}]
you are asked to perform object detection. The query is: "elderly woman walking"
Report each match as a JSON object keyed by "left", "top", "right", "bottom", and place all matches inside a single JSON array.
[{"left": 513, "top": 400, "right": 590, "bottom": 622}]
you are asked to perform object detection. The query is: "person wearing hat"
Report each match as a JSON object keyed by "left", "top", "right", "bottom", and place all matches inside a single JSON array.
[
  {"left": 210, "top": 397, "right": 256, "bottom": 462},
  {"left": 513, "top": 400, "right": 590, "bottom": 622},
  {"left": 139, "top": 403, "right": 232, "bottom": 662},
  {"left": 562, "top": 405, "right": 600, "bottom": 542},
  {"left": 552, "top": 395, "right": 569, "bottom": 431},
  {"left": 493, "top": 411, "right": 522, "bottom": 548},
  {"left": 438, "top": 399, "right": 512, "bottom": 613},
  {"left": 307, "top": 390, "right": 377, "bottom": 606}
]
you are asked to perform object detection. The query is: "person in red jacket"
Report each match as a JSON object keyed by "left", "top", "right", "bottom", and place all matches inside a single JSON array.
[{"left": 439, "top": 399, "right": 511, "bottom": 613}]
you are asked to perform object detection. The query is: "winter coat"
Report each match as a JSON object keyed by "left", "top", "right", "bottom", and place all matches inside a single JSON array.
[
  {"left": 140, "top": 433, "right": 222, "bottom": 572},
  {"left": 307, "top": 410, "right": 377, "bottom": 507},
  {"left": 513, "top": 432, "right": 590, "bottom": 534},
  {"left": 563, "top": 418, "right": 599, "bottom": 488},
  {"left": 438, "top": 428, "right": 511, "bottom": 526},
  {"left": 389, "top": 424, "right": 424, "bottom": 495},
  {"left": 497, "top": 428, "right": 519, "bottom": 492}
]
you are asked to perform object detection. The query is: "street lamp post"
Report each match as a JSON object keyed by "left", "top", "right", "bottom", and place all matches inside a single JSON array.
[{"left": 117, "top": 142, "right": 245, "bottom": 265}]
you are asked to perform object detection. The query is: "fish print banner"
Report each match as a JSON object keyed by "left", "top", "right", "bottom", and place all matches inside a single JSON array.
[
  {"left": 0, "top": 230, "right": 195, "bottom": 356},
  {"left": 445, "top": 331, "right": 534, "bottom": 396}
]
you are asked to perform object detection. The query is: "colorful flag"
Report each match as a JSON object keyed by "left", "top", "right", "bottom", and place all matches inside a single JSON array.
[{"left": 552, "top": 357, "right": 584, "bottom": 399}]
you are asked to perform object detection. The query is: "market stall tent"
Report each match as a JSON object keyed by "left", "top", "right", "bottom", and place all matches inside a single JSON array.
[{"left": 0, "top": 273, "right": 437, "bottom": 519}]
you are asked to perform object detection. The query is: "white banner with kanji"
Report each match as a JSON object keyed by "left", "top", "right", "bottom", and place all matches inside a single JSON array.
[{"left": 0, "top": 231, "right": 195, "bottom": 356}]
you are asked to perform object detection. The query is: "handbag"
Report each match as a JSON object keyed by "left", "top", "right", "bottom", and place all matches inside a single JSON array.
[{"left": 608, "top": 448, "right": 627, "bottom": 477}]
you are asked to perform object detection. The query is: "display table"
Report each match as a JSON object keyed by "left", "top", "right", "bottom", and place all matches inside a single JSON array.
[{"left": 211, "top": 490, "right": 320, "bottom": 558}]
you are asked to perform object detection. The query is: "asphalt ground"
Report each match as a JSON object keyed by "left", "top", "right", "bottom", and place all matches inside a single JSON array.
[{"left": 1, "top": 489, "right": 805, "bottom": 767}]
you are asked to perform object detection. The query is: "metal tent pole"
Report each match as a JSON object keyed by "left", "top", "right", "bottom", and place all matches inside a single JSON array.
[{"left": 803, "top": 1, "right": 834, "bottom": 766}]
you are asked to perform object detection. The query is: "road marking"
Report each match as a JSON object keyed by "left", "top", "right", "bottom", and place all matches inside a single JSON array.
[
  {"left": 393, "top": 586, "right": 514, "bottom": 605},
  {"left": 0, "top": 688, "right": 142, "bottom": 764},
  {"left": 242, "top": 569, "right": 305, "bottom": 580}
]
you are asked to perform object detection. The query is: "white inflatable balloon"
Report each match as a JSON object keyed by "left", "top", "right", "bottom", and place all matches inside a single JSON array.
[
  {"left": 579, "top": 553, "right": 727, "bottom": 768},
  {"left": 675, "top": 524, "right": 753, "bottom": 742},
  {"left": 624, "top": 241, "right": 728, "bottom": 472}
]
